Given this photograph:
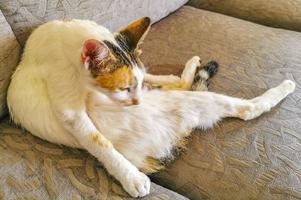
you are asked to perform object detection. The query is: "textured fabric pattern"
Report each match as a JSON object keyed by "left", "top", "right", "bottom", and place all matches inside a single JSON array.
[
  {"left": 140, "top": 6, "right": 301, "bottom": 200},
  {"left": 0, "top": 0, "right": 187, "bottom": 47},
  {"left": 0, "top": 119, "right": 188, "bottom": 200},
  {"left": 188, "top": 0, "right": 301, "bottom": 32},
  {"left": 0, "top": 11, "right": 20, "bottom": 119}
]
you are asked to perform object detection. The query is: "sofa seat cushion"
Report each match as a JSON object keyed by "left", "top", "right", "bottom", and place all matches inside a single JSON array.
[
  {"left": 140, "top": 6, "right": 301, "bottom": 200},
  {"left": 0, "top": 120, "right": 188, "bottom": 200}
]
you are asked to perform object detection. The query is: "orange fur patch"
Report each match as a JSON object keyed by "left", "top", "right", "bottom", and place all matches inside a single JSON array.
[
  {"left": 176, "top": 137, "right": 189, "bottom": 151},
  {"left": 160, "top": 81, "right": 190, "bottom": 91},
  {"left": 140, "top": 157, "right": 165, "bottom": 174},
  {"left": 95, "top": 66, "right": 134, "bottom": 90},
  {"left": 91, "top": 133, "right": 112, "bottom": 148},
  {"left": 140, "top": 135, "right": 189, "bottom": 174}
]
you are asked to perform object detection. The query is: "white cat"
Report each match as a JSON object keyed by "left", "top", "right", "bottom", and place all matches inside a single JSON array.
[{"left": 7, "top": 18, "right": 296, "bottom": 198}]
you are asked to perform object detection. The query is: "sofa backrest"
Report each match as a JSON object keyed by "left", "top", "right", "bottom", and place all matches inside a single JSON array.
[
  {"left": 0, "top": 0, "right": 187, "bottom": 46},
  {"left": 188, "top": 0, "right": 301, "bottom": 32},
  {"left": 0, "top": 10, "right": 21, "bottom": 119},
  {"left": 0, "top": 0, "right": 187, "bottom": 119}
]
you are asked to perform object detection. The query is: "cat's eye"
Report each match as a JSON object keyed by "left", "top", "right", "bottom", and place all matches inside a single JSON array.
[{"left": 119, "top": 87, "right": 131, "bottom": 92}]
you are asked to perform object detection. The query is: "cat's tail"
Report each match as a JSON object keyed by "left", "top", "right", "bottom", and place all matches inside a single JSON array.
[{"left": 191, "top": 60, "right": 219, "bottom": 91}]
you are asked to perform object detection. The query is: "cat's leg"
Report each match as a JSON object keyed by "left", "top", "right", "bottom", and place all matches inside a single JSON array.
[
  {"left": 48, "top": 90, "right": 150, "bottom": 197},
  {"left": 58, "top": 110, "right": 149, "bottom": 197},
  {"left": 179, "top": 56, "right": 203, "bottom": 89},
  {"left": 174, "top": 80, "right": 295, "bottom": 133},
  {"left": 144, "top": 56, "right": 200, "bottom": 90},
  {"left": 226, "top": 80, "right": 296, "bottom": 120},
  {"left": 212, "top": 80, "right": 296, "bottom": 121},
  {"left": 144, "top": 56, "right": 218, "bottom": 91},
  {"left": 143, "top": 73, "right": 181, "bottom": 86}
]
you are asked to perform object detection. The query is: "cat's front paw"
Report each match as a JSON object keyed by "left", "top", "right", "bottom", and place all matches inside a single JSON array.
[{"left": 121, "top": 170, "right": 150, "bottom": 198}]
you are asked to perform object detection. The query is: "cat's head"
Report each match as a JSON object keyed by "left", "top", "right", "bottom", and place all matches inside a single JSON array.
[{"left": 81, "top": 17, "right": 150, "bottom": 105}]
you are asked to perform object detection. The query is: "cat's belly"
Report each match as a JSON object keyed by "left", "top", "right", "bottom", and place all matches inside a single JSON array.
[
  {"left": 7, "top": 66, "right": 80, "bottom": 148},
  {"left": 87, "top": 91, "right": 191, "bottom": 170}
]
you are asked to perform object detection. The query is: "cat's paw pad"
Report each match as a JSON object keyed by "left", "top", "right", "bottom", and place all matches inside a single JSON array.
[
  {"left": 280, "top": 80, "right": 296, "bottom": 94},
  {"left": 122, "top": 170, "right": 150, "bottom": 198}
]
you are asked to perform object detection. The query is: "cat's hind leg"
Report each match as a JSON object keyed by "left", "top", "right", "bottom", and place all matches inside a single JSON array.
[
  {"left": 212, "top": 80, "right": 296, "bottom": 121},
  {"left": 177, "top": 80, "right": 295, "bottom": 131},
  {"left": 143, "top": 56, "right": 200, "bottom": 90},
  {"left": 179, "top": 56, "right": 203, "bottom": 89},
  {"left": 144, "top": 56, "right": 218, "bottom": 91},
  {"left": 229, "top": 80, "right": 296, "bottom": 120}
]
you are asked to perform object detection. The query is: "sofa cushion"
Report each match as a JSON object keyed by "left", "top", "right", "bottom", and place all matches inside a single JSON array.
[
  {"left": 0, "top": 10, "right": 21, "bottom": 119},
  {"left": 0, "top": 119, "right": 188, "bottom": 200},
  {"left": 140, "top": 6, "right": 301, "bottom": 200},
  {"left": 0, "top": 0, "right": 187, "bottom": 47},
  {"left": 188, "top": 0, "right": 301, "bottom": 32}
]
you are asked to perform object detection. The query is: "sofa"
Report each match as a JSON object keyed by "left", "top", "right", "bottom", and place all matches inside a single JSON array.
[{"left": 0, "top": 0, "right": 300, "bottom": 199}]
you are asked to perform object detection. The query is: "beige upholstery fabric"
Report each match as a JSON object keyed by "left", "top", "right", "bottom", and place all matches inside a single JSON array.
[
  {"left": 0, "top": 119, "right": 188, "bottom": 200},
  {"left": 140, "top": 6, "right": 301, "bottom": 200},
  {"left": 0, "top": 11, "right": 20, "bottom": 119},
  {"left": 0, "top": 0, "right": 187, "bottom": 47},
  {"left": 188, "top": 0, "right": 301, "bottom": 32}
]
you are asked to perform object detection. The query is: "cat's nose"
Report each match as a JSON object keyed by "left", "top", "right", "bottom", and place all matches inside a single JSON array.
[{"left": 132, "top": 98, "right": 140, "bottom": 105}]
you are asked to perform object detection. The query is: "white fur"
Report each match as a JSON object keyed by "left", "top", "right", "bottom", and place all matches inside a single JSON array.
[
  {"left": 181, "top": 56, "right": 201, "bottom": 86},
  {"left": 7, "top": 19, "right": 296, "bottom": 198},
  {"left": 144, "top": 74, "right": 181, "bottom": 85}
]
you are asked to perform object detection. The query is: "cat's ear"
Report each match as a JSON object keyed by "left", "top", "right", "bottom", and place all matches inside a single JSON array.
[
  {"left": 81, "top": 39, "right": 109, "bottom": 69},
  {"left": 115, "top": 17, "right": 151, "bottom": 52}
]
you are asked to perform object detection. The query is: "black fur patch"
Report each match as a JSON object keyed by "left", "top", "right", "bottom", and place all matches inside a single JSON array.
[
  {"left": 191, "top": 60, "right": 219, "bottom": 90},
  {"left": 115, "top": 34, "right": 132, "bottom": 54},
  {"left": 103, "top": 40, "right": 131, "bottom": 66},
  {"left": 203, "top": 60, "right": 219, "bottom": 78},
  {"left": 115, "top": 34, "right": 139, "bottom": 64},
  {"left": 103, "top": 34, "right": 140, "bottom": 69}
]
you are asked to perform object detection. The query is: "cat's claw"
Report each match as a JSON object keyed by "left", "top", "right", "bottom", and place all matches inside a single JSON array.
[{"left": 121, "top": 170, "right": 151, "bottom": 197}]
